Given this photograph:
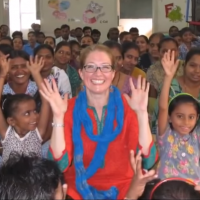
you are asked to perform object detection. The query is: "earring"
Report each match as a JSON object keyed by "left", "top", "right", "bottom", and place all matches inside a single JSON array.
[{"left": 109, "top": 85, "right": 113, "bottom": 92}]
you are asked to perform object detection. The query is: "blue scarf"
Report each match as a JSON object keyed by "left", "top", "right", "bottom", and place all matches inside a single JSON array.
[{"left": 72, "top": 86, "right": 124, "bottom": 199}]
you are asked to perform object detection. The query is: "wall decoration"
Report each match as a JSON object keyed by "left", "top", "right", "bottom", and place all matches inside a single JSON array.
[
  {"left": 83, "top": 1, "right": 105, "bottom": 24},
  {"left": 48, "top": 0, "right": 70, "bottom": 19},
  {"left": 165, "top": 3, "right": 183, "bottom": 22}
]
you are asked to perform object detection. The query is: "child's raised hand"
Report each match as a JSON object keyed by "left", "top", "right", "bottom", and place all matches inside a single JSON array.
[
  {"left": 0, "top": 55, "right": 10, "bottom": 78},
  {"left": 161, "top": 50, "right": 179, "bottom": 78},
  {"left": 39, "top": 79, "right": 68, "bottom": 118},
  {"left": 126, "top": 150, "right": 158, "bottom": 199},
  {"left": 26, "top": 55, "right": 44, "bottom": 75},
  {"left": 124, "top": 75, "right": 149, "bottom": 112}
]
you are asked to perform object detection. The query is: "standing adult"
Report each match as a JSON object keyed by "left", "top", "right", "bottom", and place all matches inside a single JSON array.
[{"left": 56, "top": 25, "right": 77, "bottom": 45}]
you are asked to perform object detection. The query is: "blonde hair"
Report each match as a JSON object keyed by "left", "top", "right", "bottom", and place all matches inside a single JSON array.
[{"left": 79, "top": 44, "right": 116, "bottom": 70}]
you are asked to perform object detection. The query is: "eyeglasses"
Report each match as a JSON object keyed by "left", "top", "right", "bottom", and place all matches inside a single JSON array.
[{"left": 83, "top": 64, "right": 113, "bottom": 73}]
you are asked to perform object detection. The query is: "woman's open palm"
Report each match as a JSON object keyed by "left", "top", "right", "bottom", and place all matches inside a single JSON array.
[
  {"left": 39, "top": 79, "right": 68, "bottom": 118},
  {"left": 124, "top": 75, "right": 149, "bottom": 112},
  {"left": 161, "top": 50, "right": 179, "bottom": 77},
  {"left": 0, "top": 55, "right": 10, "bottom": 76}
]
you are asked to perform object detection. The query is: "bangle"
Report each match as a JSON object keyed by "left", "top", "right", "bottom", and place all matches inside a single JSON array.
[{"left": 52, "top": 122, "right": 64, "bottom": 127}]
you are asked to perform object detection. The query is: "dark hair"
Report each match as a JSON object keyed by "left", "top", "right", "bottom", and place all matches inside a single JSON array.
[
  {"left": 149, "top": 33, "right": 165, "bottom": 43},
  {"left": 185, "top": 48, "right": 200, "bottom": 65},
  {"left": 12, "top": 31, "right": 23, "bottom": 38},
  {"left": 0, "top": 24, "right": 8, "bottom": 29},
  {"left": 180, "top": 27, "right": 193, "bottom": 37},
  {"left": 55, "top": 41, "right": 71, "bottom": 53},
  {"left": 0, "top": 44, "right": 13, "bottom": 55},
  {"left": 44, "top": 36, "right": 55, "bottom": 45},
  {"left": 83, "top": 26, "right": 92, "bottom": 33},
  {"left": 151, "top": 180, "right": 200, "bottom": 200},
  {"left": 81, "top": 35, "right": 94, "bottom": 43},
  {"left": 119, "top": 31, "right": 131, "bottom": 40},
  {"left": 91, "top": 29, "right": 101, "bottom": 36},
  {"left": 28, "top": 31, "right": 36, "bottom": 37},
  {"left": 129, "top": 27, "right": 139, "bottom": 33},
  {"left": 34, "top": 44, "right": 54, "bottom": 57},
  {"left": 168, "top": 94, "right": 200, "bottom": 116},
  {"left": 138, "top": 179, "right": 161, "bottom": 200},
  {"left": 136, "top": 35, "right": 149, "bottom": 44},
  {"left": 0, "top": 36, "right": 12, "bottom": 45},
  {"left": 121, "top": 41, "right": 140, "bottom": 58},
  {"left": 61, "top": 24, "right": 70, "bottom": 30},
  {"left": 8, "top": 50, "right": 29, "bottom": 61},
  {"left": 103, "top": 40, "right": 122, "bottom": 53},
  {"left": 158, "top": 38, "right": 178, "bottom": 50},
  {"left": 68, "top": 40, "right": 80, "bottom": 49},
  {"left": 75, "top": 27, "right": 82, "bottom": 31},
  {"left": 0, "top": 153, "right": 62, "bottom": 200},
  {"left": 12, "top": 37, "right": 24, "bottom": 45},
  {"left": 54, "top": 28, "right": 61, "bottom": 32},
  {"left": 37, "top": 31, "right": 45, "bottom": 37},
  {"left": 2, "top": 94, "right": 34, "bottom": 118},
  {"left": 169, "top": 26, "right": 179, "bottom": 32}
]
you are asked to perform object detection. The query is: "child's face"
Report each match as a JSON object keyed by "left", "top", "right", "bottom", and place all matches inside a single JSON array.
[
  {"left": 182, "top": 31, "right": 193, "bottom": 43},
  {"left": 7, "top": 100, "right": 38, "bottom": 136},
  {"left": 159, "top": 41, "right": 179, "bottom": 60},
  {"left": 169, "top": 103, "right": 198, "bottom": 136}
]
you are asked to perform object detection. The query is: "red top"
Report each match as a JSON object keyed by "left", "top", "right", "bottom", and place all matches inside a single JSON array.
[{"left": 50, "top": 96, "right": 156, "bottom": 199}]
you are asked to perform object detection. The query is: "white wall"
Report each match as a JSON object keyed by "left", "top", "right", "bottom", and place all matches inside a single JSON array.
[
  {"left": 152, "top": 0, "right": 191, "bottom": 33},
  {"left": 119, "top": 19, "right": 152, "bottom": 37}
]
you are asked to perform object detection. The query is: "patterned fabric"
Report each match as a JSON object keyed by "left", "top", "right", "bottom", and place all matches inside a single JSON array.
[
  {"left": 157, "top": 126, "right": 200, "bottom": 184},
  {"left": 66, "top": 64, "right": 81, "bottom": 97},
  {"left": 47, "top": 66, "right": 72, "bottom": 98},
  {"left": 2, "top": 126, "right": 42, "bottom": 163},
  {"left": 179, "top": 38, "right": 200, "bottom": 60},
  {"left": 147, "top": 60, "right": 184, "bottom": 92},
  {"left": 151, "top": 79, "right": 200, "bottom": 135},
  {"left": 3, "top": 80, "right": 38, "bottom": 96}
]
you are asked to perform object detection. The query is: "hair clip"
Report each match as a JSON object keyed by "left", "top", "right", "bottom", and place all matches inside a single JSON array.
[
  {"left": 2, "top": 98, "right": 7, "bottom": 110},
  {"left": 149, "top": 177, "right": 195, "bottom": 199}
]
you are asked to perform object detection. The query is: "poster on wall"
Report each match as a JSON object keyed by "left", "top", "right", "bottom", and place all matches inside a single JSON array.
[
  {"left": 40, "top": 0, "right": 118, "bottom": 41},
  {"left": 153, "top": 0, "right": 191, "bottom": 33}
]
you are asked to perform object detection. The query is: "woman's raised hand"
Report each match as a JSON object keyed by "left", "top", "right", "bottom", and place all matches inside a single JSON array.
[
  {"left": 26, "top": 55, "right": 44, "bottom": 75},
  {"left": 0, "top": 55, "right": 10, "bottom": 78},
  {"left": 39, "top": 79, "right": 68, "bottom": 118},
  {"left": 161, "top": 50, "right": 179, "bottom": 78},
  {"left": 124, "top": 75, "right": 149, "bottom": 112}
]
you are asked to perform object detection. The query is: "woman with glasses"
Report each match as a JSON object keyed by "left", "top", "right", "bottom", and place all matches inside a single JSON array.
[
  {"left": 54, "top": 41, "right": 81, "bottom": 97},
  {"left": 40, "top": 44, "right": 157, "bottom": 200}
]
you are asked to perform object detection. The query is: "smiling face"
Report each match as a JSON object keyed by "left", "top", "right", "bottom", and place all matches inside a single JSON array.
[
  {"left": 123, "top": 48, "right": 139, "bottom": 71},
  {"left": 9, "top": 57, "right": 30, "bottom": 85},
  {"left": 185, "top": 54, "right": 200, "bottom": 83},
  {"left": 7, "top": 100, "right": 38, "bottom": 136},
  {"left": 55, "top": 45, "right": 71, "bottom": 65},
  {"left": 169, "top": 102, "right": 198, "bottom": 136},
  {"left": 79, "top": 50, "right": 115, "bottom": 95},
  {"left": 136, "top": 36, "right": 148, "bottom": 54}
]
